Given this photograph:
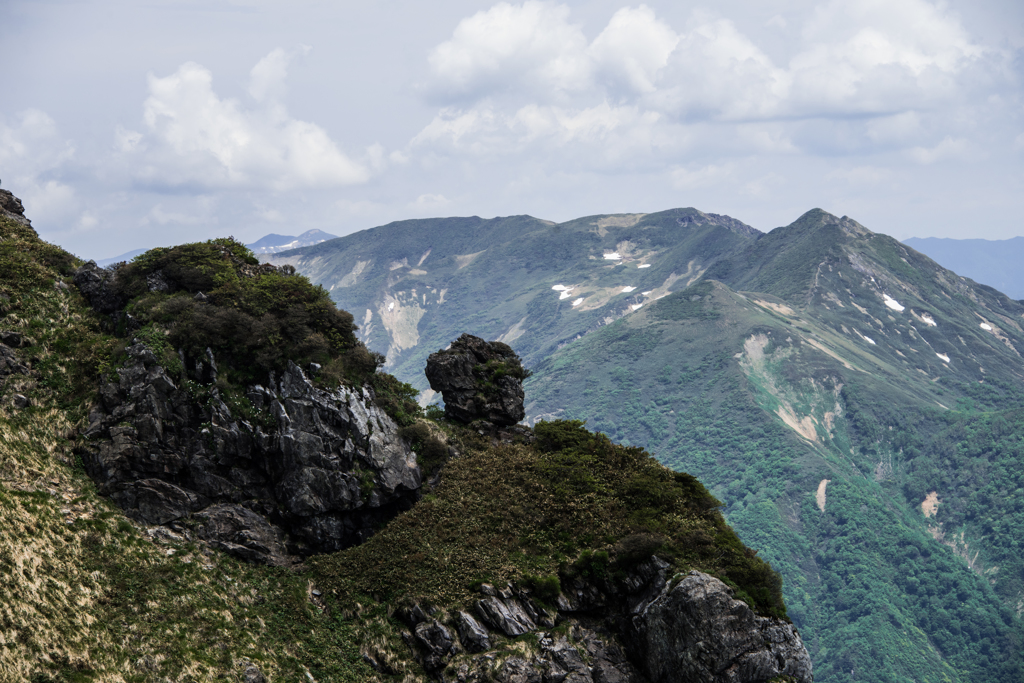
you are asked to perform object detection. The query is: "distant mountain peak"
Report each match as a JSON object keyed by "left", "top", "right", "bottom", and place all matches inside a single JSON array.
[{"left": 248, "top": 229, "right": 339, "bottom": 255}]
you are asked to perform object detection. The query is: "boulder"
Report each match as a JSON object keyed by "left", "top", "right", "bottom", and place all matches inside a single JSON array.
[
  {"left": 454, "top": 610, "right": 491, "bottom": 653},
  {"left": 414, "top": 619, "right": 459, "bottom": 671},
  {"left": 73, "top": 261, "right": 126, "bottom": 314},
  {"left": 425, "top": 333, "right": 528, "bottom": 426}
]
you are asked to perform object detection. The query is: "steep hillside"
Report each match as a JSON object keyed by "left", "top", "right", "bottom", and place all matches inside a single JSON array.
[
  {"left": 0, "top": 193, "right": 807, "bottom": 682},
  {"left": 284, "top": 207, "right": 1024, "bottom": 682},
  {"left": 527, "top": 211, "right": 1024, "bottom": 682}
]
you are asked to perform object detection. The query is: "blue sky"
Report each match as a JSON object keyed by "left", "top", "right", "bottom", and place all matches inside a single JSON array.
[{"left": 2, "top": 0, "right": 1022, "bottom": 259}]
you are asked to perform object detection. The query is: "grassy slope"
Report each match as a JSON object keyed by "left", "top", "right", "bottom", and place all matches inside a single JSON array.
[
  {"left": 0, "top": 214, "right": 380, "bottom": 682},
  {"left": 0, "top": 215, "right": 790, "bottom": 681}
]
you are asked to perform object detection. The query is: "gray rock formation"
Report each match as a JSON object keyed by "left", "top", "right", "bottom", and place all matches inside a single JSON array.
[
  {"left": 73, "top": 260, "right": 127, "bottom": 315},
  {"left": 399, "top": 559, "right": 811, "bottom": 683},
  {"left": 632, "top": 571, "right": 813, "bottom": 683},
  {"left": 0, "top": 336, "right": 31, "bottom": 404},
  {"left": 425, "top": 334, "right": 527, "bottom": 426},
  {"left": 79, "top": 342, "right": 422, "bottom": 563},
  {"left": 0, "top": 189, "right": 31, "bottom": 227}
]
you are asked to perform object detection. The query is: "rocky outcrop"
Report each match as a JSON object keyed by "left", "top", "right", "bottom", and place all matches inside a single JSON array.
[
  {"left": 632, "top": 571, "right": 813, "bottom": 683},
  {"left": 0, "top": 188, "right": 31, "bottom": 227},
  {"left": 0, "top": 333, "right": 33, "bottom": 408},
  {"left": 395, "top": 558, "right": 811, "bottom": 683},
  {"left": 79, "top": 343, "right": 421, "bottom": 563},
  {"left": 73, "top": 260, "right": 128, "bottom": 314},
  {"left": 425, "top": 334, "right": 527, "bottom": 426}
]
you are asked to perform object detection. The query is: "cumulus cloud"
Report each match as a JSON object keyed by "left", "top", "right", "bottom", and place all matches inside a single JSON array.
[
  {"left": 119, "top": 49, "right": 372, "bottom": 191},
  {"left": 0, "top": 109, "right": 79, "bottom": 225},
  {"left": 425, "top": 1, "right": 590, "bottom": 102},
  {"left": 414, "top": 0, "right": 998, "bottom": 161}
]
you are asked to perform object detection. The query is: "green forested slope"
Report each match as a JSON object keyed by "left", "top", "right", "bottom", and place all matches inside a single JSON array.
[{"left": 288, "top": 208, "right": 1024, "bottom": 682}]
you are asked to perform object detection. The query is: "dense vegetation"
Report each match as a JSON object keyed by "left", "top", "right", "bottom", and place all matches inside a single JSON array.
[
  {"left": 314, "top": 418, "right": 787, "bottom": 620},
  {"left": 104, "top": 238, "right": 384, "bottom": 390},
  {"left": 0, "top": 215, "right": 384, "bottom": 681}
]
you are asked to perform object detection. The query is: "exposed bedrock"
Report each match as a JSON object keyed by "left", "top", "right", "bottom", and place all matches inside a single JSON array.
[
  {"left": 79, "top": 343, "right": 421, "bottom": 564},
  {"left": 394, "top": 558, "right": 812, "bottom": 683}
]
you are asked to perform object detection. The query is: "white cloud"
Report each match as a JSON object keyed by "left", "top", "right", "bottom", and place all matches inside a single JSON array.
[
  {"left": 671, "top": 163, "right": 735, "bottom": 190},
  {"left": 142, "top": 203, "right": 210, "bottom": 226},
  {"left": 909, "top": 136, "right": 971, "bottom": 163},
  {"left": 788, "top": 0, "right": 987, "bottom": 115},
  {"left": 120, "top": 50, "right": 372, "bottom": 191},
  {"left": 652, "top": 16, "right": 788, "bottom": 121},
  {"left": 78, "top": 211, "right": 99, "bottom": 230},
  {"left": 412, "top": 193, "right": 452, "bottom": 210},
  {"left": 248, "top": 46, "right": 309, "bottom": 103},
  {"left": 0, "top": 109, "right": 79, "bottom": 225},
  {"left": 425, "top": 1, "right": 590, "bottom": 102},
  {"left": 589, "top": 6, "right": 678, "bottom": 96},
  {"left": 414, "top": 0, "right": 998, "bottom": 162}
]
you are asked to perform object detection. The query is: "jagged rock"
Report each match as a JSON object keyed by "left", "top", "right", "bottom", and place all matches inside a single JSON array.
[
  {"left": 0, "top": 331, "right": 30, "bottom": 348},
  {"left": 74, "top": 261, "right": 126, "bottom": 314},
  {"left": 448, "top": 559, "right": 810, "bottom": 683},
  {"left": 195, "top": 503, "right": 291, "bottom": 566},
  {"left": 630, "top": 571, "right": 813, "bottom": 683},
  {"left": 79, "top": 348, "right": 422, "bottom": 561},
  {"left": 415, "top": 619, "right": 460, "bottom": 671},
  {"left": 0, "top": 189, "right": 31, "bottom": 226},
  {"left": 0, "top": 344, "right": 30, "bottom": 383},
  {"left": 476, "top": 594, "right": 537, "bottom": 636},
  {"left": 454, "top": 610, "right": 491, "bottom": 653},
  {"left": 425, "top": 333, "right": 527, "bottom": 426},
  {"left": 239, "top": 659, "right": 266, "bottom": 683},
  {"left": 445, "top": 628, "right": 641, "bottom": 683}
]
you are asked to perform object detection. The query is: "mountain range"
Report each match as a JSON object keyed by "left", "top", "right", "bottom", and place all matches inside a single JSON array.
[
  {"left": 0, "top": 190, "right": 814, "bottom": 682},
  {"left": 94, "top": 229, "right": 339, "bottom": 267},
  {"left": 269, "top": 208, "right": 1024, "bottom": 682}
]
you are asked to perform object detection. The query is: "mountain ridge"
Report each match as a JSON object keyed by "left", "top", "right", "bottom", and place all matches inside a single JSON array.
[{"left": 273, "top": 204, "right": 1024, "bottom": 682}]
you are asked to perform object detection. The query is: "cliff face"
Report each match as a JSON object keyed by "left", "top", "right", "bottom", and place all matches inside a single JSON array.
[{"left": 78, "top": 341, "right": 421, "bottom": 563}]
